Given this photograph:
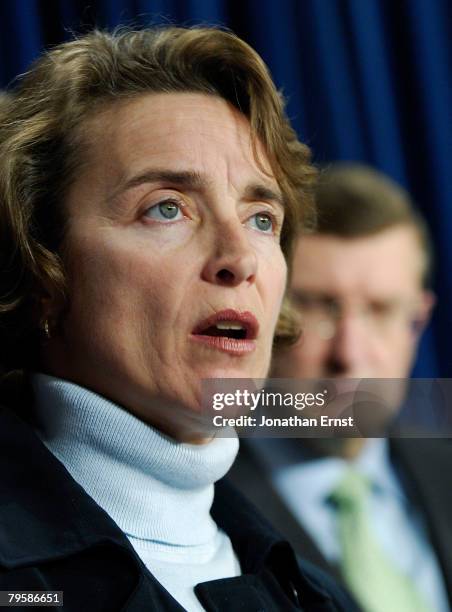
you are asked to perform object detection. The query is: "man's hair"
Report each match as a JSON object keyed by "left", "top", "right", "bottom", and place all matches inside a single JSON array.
[
  {"left": 0, "top": 27, "right": 316, "bottom": 371},
  {"left": 313, "top": 163, "right": 433, "bottom": 287}
]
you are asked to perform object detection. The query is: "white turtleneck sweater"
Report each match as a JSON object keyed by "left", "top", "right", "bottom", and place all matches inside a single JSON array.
[{"left": 31, "top": 374, "right": 241, "bottom": 612}]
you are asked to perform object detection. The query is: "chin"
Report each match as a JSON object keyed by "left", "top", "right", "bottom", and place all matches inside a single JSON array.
[{"left": 197, "top": 361, "right": 269, "bottom": 380}]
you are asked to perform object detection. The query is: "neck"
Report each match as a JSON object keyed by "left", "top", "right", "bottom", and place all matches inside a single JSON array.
[{"left": 31, "top": 373, "right": 239, "bottom": 544}]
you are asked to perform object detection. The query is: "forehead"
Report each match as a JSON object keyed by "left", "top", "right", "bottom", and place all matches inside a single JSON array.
[
  {"left": 78, "top": 92, "right": 276, "bottom": 194},
  {"left": 292, "top": 226, "right": 424, "bottom": 297}
]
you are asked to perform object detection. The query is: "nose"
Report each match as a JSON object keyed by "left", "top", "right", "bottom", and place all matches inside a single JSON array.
[
  {"left": 326, "top": 313, "right": 368, "bottom": 376},
  {"left": 201, "top": 219, "right": 258, "bottom": 287}
]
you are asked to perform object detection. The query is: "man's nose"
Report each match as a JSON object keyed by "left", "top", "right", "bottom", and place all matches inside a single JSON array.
[
  {"left": 201, "top": 219, "right": 258, "bottom": 287},
  {"left": 327, "top": 313, "right": 368, "bottom": 375}
]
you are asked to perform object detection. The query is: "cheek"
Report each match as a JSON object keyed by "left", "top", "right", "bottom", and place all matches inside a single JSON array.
[
  {"left": 384, "top": 330, "right": 417, "bottom": 367},
  {"left": 64, "top": 238, "right": 173, "bottom": 334},
  {"left": 272, "top": 336, "right": 327, "bottom": 378},
  {"left": 297, "top": 333, "right": 329, "bottom": 364},
  {"left": 263, "top": 250, "right": 287, "bottom": 321}
]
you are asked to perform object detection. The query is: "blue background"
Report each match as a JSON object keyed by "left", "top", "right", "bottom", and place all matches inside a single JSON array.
[{"left": 1, "top": 0, "right": 451, "bottom": 376}]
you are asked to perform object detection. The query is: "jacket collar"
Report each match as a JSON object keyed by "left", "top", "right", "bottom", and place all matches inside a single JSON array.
[
  {"left": 0, "top": 404, "right": 135, "bottom": 569},
  {"left": 0, "top": 400, "right": 338, "bottom": 610},
  {"left": 0, "top": 401, "right": 302, "bottom": 571}
]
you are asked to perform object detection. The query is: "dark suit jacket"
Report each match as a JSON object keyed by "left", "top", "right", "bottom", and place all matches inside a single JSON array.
[
  {"left": 0, "top": 394, "right": 358, "bottom": 612},
  {"left": 228, "top": 438, "right": 452, "bottom": 610}
]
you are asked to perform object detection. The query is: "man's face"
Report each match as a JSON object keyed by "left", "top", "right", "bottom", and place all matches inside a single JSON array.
[
  {"left": 44, "top": 93, "right": 287, "bottom": 439},
  {"left": 273, "top": 227, "right": 433, "bottom": 379}
]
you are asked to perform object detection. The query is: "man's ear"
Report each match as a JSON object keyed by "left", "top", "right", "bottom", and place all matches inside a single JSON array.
[{"left": 411, "top": 290, "right": 436, "bottom": 338}]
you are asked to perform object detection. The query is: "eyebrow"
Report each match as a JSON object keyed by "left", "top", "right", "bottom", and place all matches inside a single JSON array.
[
  {"left": 110, "top": 169, "right": 284, "bottom": 209},
  {"left": 111, "top": 170, "right": 205, "bottom": 200},
  {"left": 244, "top": 183, "right": 285, "bottom": 210}
]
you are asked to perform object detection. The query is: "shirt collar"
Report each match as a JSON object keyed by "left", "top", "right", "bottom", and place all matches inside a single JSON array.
[{"left": 251, "top": 437, "right": 405, "bottom": 506}]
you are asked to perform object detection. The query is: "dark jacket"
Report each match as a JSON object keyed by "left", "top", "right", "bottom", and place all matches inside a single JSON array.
[
  {"left": 228, "top": 437, "right": 452, "bottom": 610},
  {"left": 0, "top": 403, "right": 357, "bottom": 611}
]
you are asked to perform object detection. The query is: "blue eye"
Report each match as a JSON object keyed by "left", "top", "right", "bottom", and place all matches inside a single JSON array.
[
  {"left": 248, "top": 212, "right": 274, "bottom": 233},
  {"left": 144, "top": 200, "right": 184, "bottom": 222}
]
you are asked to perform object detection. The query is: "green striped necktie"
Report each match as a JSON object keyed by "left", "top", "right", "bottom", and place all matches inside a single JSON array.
[{"left": 330, "top": 469, "right": 430, "bottom": 612}]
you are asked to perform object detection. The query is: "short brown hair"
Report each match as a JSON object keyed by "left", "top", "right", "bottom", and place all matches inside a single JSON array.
[
  {"left": 313, "top": 163, "right": 432, "bottom": 286},
  {"left": 0, "top": 27, "right": 316, "bottom": 371},
  {"left": 0, "top": 91, "right": 11, "bottom": 110}
]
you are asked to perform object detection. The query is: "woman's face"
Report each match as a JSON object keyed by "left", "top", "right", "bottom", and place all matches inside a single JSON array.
[{"left": 45, "top": 93, "right": 287, "bottom": 438}]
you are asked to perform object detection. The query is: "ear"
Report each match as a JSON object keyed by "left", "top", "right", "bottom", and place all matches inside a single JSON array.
[
  {"left": 411, "top": 290, "right": 435, "bottom": 338},
  {"left": 34, "top": 281, "right": 65, "bottom": 333}
]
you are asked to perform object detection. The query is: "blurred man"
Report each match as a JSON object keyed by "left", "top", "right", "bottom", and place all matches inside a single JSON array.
[{"left": 229, "top": 164, "right": 452, "bottom": 612}]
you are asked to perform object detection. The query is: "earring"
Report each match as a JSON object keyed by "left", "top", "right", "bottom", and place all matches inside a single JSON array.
[{"left": 43, "top": 319, "right": 51, "bottom": 339}]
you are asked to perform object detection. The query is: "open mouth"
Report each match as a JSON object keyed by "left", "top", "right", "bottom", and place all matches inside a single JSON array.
[
  {"left": 198, "top": 322, "right": 248, "bottom": 340},
  {"left": 191, "top": 310, "right": 258, "bottom": 355}
]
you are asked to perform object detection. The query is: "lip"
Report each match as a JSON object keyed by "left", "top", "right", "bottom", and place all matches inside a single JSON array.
[{"left": 191, "top": 309, "right": 259, "bottom": 356}]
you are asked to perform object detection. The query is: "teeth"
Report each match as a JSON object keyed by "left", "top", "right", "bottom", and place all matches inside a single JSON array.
[{"left": 215, "top": 322, "right": 245, "bottom": 330}]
